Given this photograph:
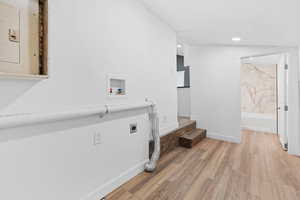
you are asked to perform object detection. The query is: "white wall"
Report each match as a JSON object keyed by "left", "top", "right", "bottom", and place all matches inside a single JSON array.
[
  {"left": 0, "top": 0, "right": 178, "bottom": 199},
  {"left": 187, "top": 45, "right": 299, "bottom": 145},
  {"left": 177, "top": 88, "right": 191, "bottom": 117}
]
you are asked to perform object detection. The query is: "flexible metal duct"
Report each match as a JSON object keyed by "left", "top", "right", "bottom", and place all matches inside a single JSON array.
[{"left": 144, "top": 103, "right": 160, "bottom": 172}]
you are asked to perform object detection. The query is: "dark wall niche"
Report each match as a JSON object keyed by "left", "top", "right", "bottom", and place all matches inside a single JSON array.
[{"left": 177, "top": 55, "right": 190, "bottom": 88}]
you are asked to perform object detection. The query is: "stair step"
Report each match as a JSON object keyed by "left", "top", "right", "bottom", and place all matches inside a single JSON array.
[{"left": 179, "top": 129, "right": 207, "bottom": 148}]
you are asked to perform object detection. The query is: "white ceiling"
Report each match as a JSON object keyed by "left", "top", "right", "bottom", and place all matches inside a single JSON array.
[
  {"left": 141, "top": 0, "right": 300, "bottom": 46},
  {"left": 242, "top": 54, "right": 281, "bottom": 65}
]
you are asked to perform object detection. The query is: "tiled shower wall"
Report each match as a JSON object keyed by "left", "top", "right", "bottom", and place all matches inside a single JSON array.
[{"left": 241, "top": 63, "right": 277, "bottom": 133}]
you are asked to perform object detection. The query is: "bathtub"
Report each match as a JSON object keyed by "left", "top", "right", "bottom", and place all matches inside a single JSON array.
[{"left": 241, "top": 112, "right": 277, "bottom": 133}]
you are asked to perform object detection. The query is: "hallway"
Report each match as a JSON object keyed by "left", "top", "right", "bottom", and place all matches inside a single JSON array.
[
  {"left": 107, "top": 130, "right": 300, "bottom": 200},
  {"left": 1, "top": 1, "right": 300, "bottom": 199}
]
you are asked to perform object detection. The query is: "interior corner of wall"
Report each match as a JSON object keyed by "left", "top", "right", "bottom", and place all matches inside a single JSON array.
[{"left": 159, "top": 121, "right": 179, "bottom": 137}]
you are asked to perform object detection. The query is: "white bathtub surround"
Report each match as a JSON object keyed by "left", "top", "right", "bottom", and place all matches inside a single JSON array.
[{"left": 241, "top": 112, "right": 277, "bottom": 133}]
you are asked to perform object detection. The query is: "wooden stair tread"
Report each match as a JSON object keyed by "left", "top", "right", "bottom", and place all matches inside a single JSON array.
[
  {"left": 181, "top": 129, "right": 205, "bottom": 139},
  {"left": 179, "top": 129, "right": 206, "bottom": 148}
]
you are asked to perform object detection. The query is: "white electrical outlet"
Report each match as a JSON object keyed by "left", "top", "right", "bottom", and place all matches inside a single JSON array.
[{"left": 93, "top": 132, "right": 102, "bottom": 145}]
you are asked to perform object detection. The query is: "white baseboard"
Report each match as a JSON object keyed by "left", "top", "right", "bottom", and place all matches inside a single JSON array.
[
  {"left": 81, "top": 160, "right": 148, "bottom": 200},
  {"left": 207, "top": 132, "right": 241, "bottom": 144}
]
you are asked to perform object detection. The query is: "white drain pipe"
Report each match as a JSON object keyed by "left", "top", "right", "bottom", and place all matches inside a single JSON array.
[{"left": 0, "top": 101, "right": 160, "bottom": 172}]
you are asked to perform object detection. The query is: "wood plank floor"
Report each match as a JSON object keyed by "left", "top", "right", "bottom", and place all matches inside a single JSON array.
[{"left": 106, "top": 130, "right": 300, "bottom": 200}]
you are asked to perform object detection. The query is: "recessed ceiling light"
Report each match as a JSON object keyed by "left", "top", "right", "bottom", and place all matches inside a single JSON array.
[
  {"left": 177, "top": 44, "right": 182, "bottom": 48},
  {"left": 232, "top": 37, "right": 241, "bottom": 42}
]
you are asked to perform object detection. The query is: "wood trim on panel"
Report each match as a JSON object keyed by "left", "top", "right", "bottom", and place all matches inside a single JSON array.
[{"left": 39, "top": 0, "right": 48, "bottom": 75}]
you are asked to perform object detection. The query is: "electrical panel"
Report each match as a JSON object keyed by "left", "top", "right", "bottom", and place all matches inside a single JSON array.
[
  {"left": 0, "top": 3, "right": 20, "bottom": 64},
  {"left": 0, "top": 1, "right": 48, "bottom": 78}
]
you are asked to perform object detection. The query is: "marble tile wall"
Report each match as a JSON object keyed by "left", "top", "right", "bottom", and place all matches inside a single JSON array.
[{"left": 241, "top": 63, "right": 277, "bottom": 116}]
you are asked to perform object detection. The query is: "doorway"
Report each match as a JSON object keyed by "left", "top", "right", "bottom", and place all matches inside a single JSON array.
[
  {"left": 176, "top": 43, "right": 191, "bottom": 125},
  {"left": 240, "top": 53, "right": 288, "bottom": 150}
]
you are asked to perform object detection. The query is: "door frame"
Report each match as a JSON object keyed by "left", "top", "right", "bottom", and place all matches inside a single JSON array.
[
  {"left": 241, "top": 51, "right": 289, "bottom": 149},
  {"left": 276, "top": 63, "right": 278, "bottom": 135}
]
